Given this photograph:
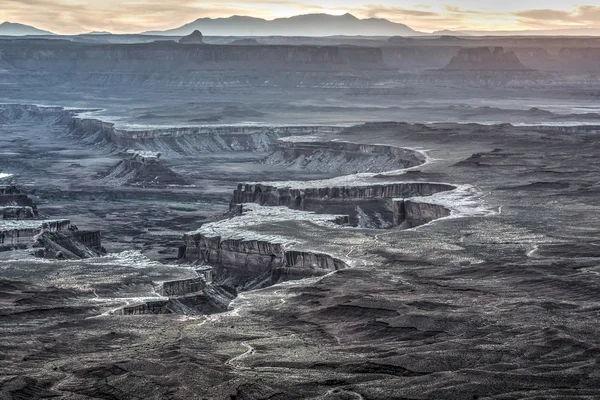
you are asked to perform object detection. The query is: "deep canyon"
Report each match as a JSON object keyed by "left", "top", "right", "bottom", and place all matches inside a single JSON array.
[{"left": 1, "top": 34, "right": 600, "bottom": 399}]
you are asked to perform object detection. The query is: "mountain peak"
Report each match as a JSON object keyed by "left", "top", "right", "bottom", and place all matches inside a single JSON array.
[{"left": 0, "top": 21, "right": 54, "bottom": 35}]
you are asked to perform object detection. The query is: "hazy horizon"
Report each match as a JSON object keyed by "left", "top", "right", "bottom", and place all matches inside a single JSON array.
[{"left": 2, "top": 1, "right": 600, "bottom": 35}]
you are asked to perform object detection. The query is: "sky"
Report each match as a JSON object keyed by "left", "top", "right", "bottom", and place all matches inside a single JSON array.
[{"left": 2, "top": 0, "right": 600, "bottom": 34}]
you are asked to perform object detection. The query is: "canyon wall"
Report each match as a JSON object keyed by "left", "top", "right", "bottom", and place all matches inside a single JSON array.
[
  {"left": 263, "top": 139, "right": 426, "bottom": 173},
  {"left": 403, "top": 199, "right": 452, "bottom": 227},
  {"left": 68, "top": 117, "right": 343, "bottom": 154},
  {"left": 0, "top": 220, "right": 71, "bottom": 247},
  {"left": 230, "top": 182, "right": 455, "bottom": 227},
  {"left": 0, "top": 41, "right": 385, "bottom": 72},
  {"left": 181, "top": 231, "right": 348, "bottom": 290}
]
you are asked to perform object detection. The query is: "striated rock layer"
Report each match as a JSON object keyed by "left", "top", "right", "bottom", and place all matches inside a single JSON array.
[
  {"left": 231, "top": 181, "right": 455, "bottom": 228},
  {"left": 181, "top": 204, "right": 350, "bottom": 291},
  {"left": 263, "top": 137, "right": 426, "bottom": 173},
  {"left": 68, "top": 117, "right": 344, "bottom": 154}
]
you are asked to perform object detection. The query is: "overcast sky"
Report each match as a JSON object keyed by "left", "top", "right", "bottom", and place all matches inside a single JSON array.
[{"left": 2, "top": 0, "right": 599, "bottom": 34}]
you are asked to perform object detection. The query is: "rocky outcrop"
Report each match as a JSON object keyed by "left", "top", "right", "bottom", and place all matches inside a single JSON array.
[
  {"left": 180, "top": 205, "right": 349, "bottom": 291},
  {"left": 230, "top": 181, "right": 455, "bottom": 228},
  {"left": 118, "top": 272, "right": 234, "bottom": 316},
  {"left": 263, "top": 138, "right": 426, "bottom": 173},
  {"left": 33, "top": 229, "right": 105, "bottom": 259},
  {"left": 0, "top": 219, "right": 71, "bottom": 249},
  {"left": 403, "top": 199, "right": 451, "bottom": 227},
  {"left": 0, "top": 207, "right": 36, "bottom": 220},
  {"left": 179, "top": 30, "right": 203, "bottom": 44},
  {"left": 443, "top": 47, "right": 533, "bottom": 71},
  {"left": 0, "top": 184, "right": 103, "bottom": 257},
  {"left": 0, "top": 185, "right": 38, "bottom": 213},
  {"left": 101, "top": 151, "right": 188, "bottom": 186},
  {"left": 0, "top": 104, "right": 78, "bottom": 125},
  {"left": 158, "top": 276, "right": 206, "bottom": 296}
]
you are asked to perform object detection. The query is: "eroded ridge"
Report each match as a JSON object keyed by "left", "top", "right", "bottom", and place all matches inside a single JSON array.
[
  {"left": 0, "top": 185, "right": 103, "bottom": 258},
  {"left": 1, "top": 104, "right": 346, "bottom": 155},
  {"left": 263, "top": 136, "right": 427, "bottom": 173}
]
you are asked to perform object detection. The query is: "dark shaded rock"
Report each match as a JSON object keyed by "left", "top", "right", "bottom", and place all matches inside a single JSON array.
[
  {"left": 33, "top": 228, "right": 105, "bottom": 260},
  {"left": 229, "top": 38, "right": 260, "bottom": 45},
  {"left": 102, "top": 151, "right": 188, "bottom": 186},
  {"left": 443, "top": 47, "right": 533, "bottom": 71},
  {"left": 179, "top": 30, "right": 204, "bottom": 44}
]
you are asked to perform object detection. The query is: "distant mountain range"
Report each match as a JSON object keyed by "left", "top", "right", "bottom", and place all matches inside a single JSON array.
[
  {"left": 142, "top": 13, "right": 419, "bottom": 37},
  {"left": 0, "top": 22, "right": 53, "bottom": 36},
  {"left": 2, "top": 14, "right": 600, "bottom": 37}
]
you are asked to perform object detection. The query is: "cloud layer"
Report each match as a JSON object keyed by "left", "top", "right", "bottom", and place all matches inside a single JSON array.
[{"left": 1, "top": 0, "right": 598, "bottom": 34}]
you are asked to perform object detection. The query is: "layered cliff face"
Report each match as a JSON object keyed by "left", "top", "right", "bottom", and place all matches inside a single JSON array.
[
  {"left": 181, "top": 204, "right": 350, "bottom": 291},
  {"left": 263, "top": 137, "right": 426, "bottom": 173},
  {"left": 230, "top": 181, "right": 455, "bottom": 228},
  {"left": 0, "top": 185, "right": 38, "bottom": 220},
  {"left": 443, "top": 47, "right": 533, "bottom": 71},
  {"left": 68, "top": 117, "right": 344, "bottom": 155},
  {"left": 33, "top": 230, "right": 105, "bottom": 260},
  {"left": 2, "top": 104, "right": 344, "bottom": 156},
  {"left": 0, "top": 41, "right": 385, "bottom": 72},
  {"left": 117, "top": 275, "right": 234, "bottom": 316},
  {"left": 0, "top": 219, "right": 71, "bottom": 249},
  {"left": 101, "top": 151, "right": 188, "bottom": 186},
  {"left": 0, "top": 185, "right": 103, "bottom": 258}
]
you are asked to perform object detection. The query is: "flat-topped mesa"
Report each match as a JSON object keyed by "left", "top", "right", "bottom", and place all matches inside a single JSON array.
[
  {"left": 263, "top": 138, "right": 426, "bottom": 174},
  {"left": 101, "top": 149, "right": 187, "bottom": 186},
  {"left": 231, "top": 181, "right": 456, "bottom": 228},
  {"left": 68, "top": 117, "right": 344, "bottom": 155},
  {"left": 180, "top": 204, "right": 350, "bottom": 291},
  {"left": 0, "top": 104, "right": 78, "bottom": 125},
  {"left": 443, "top": 47, "right": 534, "bottom": 71}
]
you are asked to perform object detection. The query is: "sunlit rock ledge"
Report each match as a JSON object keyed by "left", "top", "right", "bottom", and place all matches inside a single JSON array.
[{"left": 185, "top": 204, "right": 349, "bottom": 247}]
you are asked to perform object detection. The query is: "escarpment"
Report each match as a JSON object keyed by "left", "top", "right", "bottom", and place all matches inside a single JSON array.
[
  {"left": 180, "top": 204, "right": 350, "bottom": 291},
  {"left": 0, "top": 104, "right": 79, "bottom": 125},
  {"left": 0, "top": 185, "right": 104, "bottom": 258},
  {"left": 231, "top": 181, "right": 455, "bottom": 228},
  {"left": 0, "top": 41, "right": 385, "bottom": 72},
  {"left": 68, "top": 117, "right": 344, "bottom": 154},
  {"left": 2, "top": 104, "right": 345, "bottom": 156},
  {"left": 263, "top": 138, "right": 426, "bottom": 173}
]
